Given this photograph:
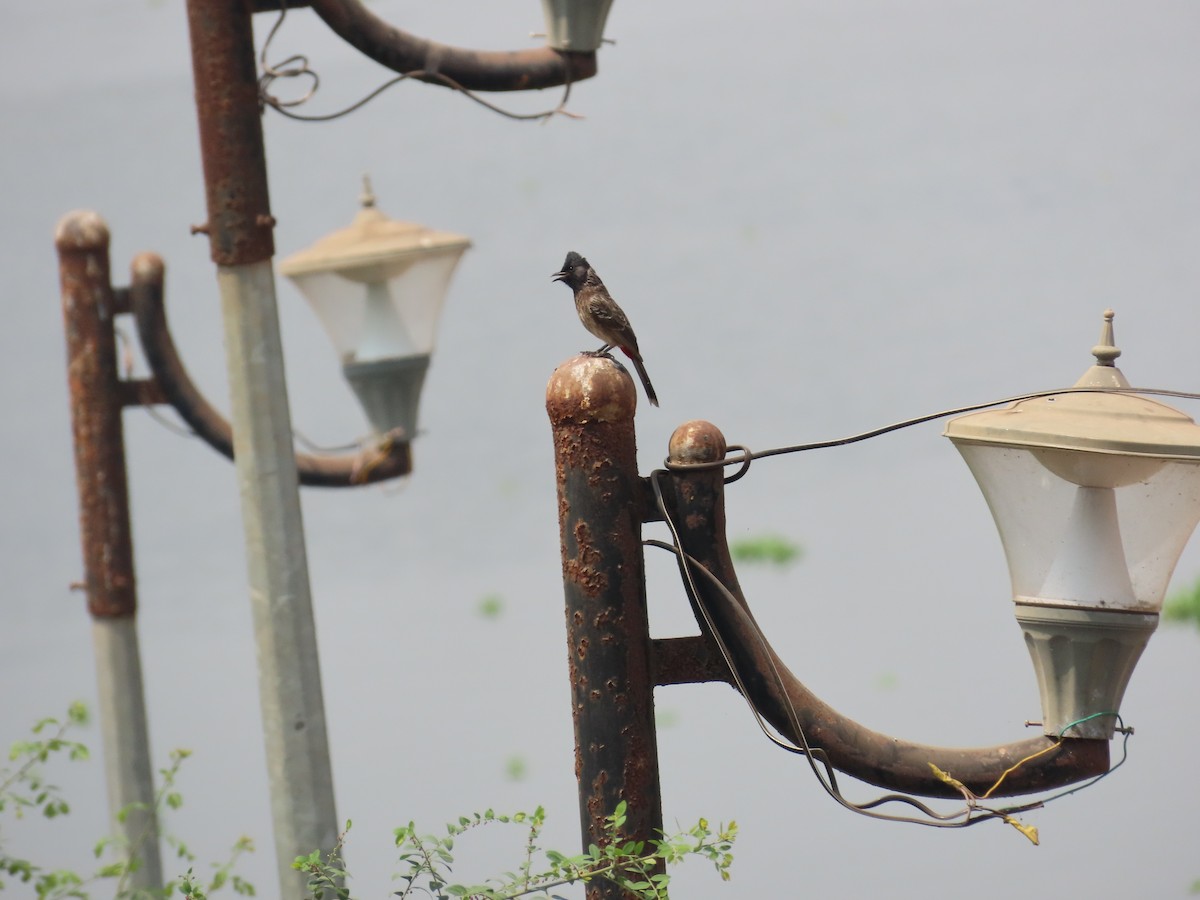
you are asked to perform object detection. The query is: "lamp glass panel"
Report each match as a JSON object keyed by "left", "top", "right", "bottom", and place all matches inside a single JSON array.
[
  {"left": 287, "top": 251, "right": 462, "bottom": 364},
  {"left": 955, "top": 442, "right": 1200, "bottom": 612},
  {"left": 289, "top": 270, "right": 365, "bottom": 361},
  {"left": 357, "top": 281, "right": 413, "bottom": 361},
  {"left": 383, "top": 252, "right": 460, "bottom": 356}
]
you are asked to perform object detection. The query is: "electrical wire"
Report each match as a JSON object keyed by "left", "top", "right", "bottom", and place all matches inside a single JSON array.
[
  {"left": 257, "top": 0, "right": 580, "bottom": 124},
  {"left": 664, "top": 386, "right": 1200, "bottom": 481},
  {"left": 646, "top": 467, "right": 1133, "bottom": 833}
]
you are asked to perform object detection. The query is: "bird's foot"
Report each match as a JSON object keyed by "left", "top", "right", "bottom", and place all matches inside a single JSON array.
[{"left": 582, "top": 349, "right": 617, "bottom": 360}]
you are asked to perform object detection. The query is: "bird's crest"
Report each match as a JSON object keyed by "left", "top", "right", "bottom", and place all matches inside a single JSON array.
[{"left": 552, "top": 250, "right": 593, "bottom": 289}]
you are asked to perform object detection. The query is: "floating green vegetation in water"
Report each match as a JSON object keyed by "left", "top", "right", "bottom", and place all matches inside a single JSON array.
[
  {"left": 504, "top": 754, "right": 528, "bottom": 782},
  {"left": 874, "top": 672, "right": 899, "bottom": 691},
  {"left": 1164, "top": 576, "right": 1200, "bottom": 631},
  {"left": 729, "top": 534, "right": 802, "bottom": 568},
  {"left": 477, "top": 593, "right": 505, "bottom": 619},
  {"left": 655, "top": 709, "right": 681, "bottom": 729}
]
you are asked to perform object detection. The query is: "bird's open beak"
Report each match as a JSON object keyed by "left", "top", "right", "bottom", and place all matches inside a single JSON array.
[{"left": 551, "top": 271, "right": 567, "bottom": 282}]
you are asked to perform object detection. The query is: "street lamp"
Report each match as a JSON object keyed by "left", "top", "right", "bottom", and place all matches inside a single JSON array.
[
  {"left": 945, "top": 311, "right": 1200, "bottom": 738},
  {"left": 547, "top": 311, "right": 1200, "bottom": 898},
  {"left": 278, "top": 179, "right": 471, "bottom": 440}
]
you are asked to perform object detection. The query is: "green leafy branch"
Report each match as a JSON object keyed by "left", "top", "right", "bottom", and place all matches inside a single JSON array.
[
  {"left": 0, "top": 703, "right": 255, "bottom": 899},
  {"left": 1, "top": 702, "right": 93, "bottom": 897},
  {"left": 295, "top": 801, "right": 736, "bottom": 900},
  {"left": 2, "top": 701, "right": 91, "bottom": 820},
  {"left": 174, "top": 834, "right": 257, "bottom": 900}
]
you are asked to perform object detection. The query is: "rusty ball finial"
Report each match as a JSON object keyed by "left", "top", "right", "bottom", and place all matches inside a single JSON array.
[
  {"left": 668, "top": 420, "right": 727, "bottom": 465},
  {"left": 546, "top": 354, "right": 639, "bottom": 425}
]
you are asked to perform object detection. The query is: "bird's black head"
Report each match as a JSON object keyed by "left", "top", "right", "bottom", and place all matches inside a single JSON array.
[{"left": 551, "top": 251, "right": 589, "bottom": 290}]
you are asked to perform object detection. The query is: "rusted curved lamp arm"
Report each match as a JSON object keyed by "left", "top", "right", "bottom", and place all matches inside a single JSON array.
[
  {"left": 306, "top": 0, "right": 598, "bottom": 93},
  {"left": 128, "top": 253, "right": 412, "bottom": 487},
  {"left": 658, "top": 420, "right": 1110, "bottom": 799}
]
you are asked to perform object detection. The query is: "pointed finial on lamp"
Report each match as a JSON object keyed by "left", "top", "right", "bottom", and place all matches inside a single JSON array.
[
  {"left": 1091, "top": 309, "right": 1121, "bottom": 367},
  {"left": 1074, "top": 309, "right": 1127, "bottom": 388},
  {"left": 360, "top": 174, "right": 376, "bottom": 209}
]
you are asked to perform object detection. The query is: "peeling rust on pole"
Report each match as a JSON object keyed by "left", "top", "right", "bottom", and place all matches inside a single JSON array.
[
  {"left": 56, "top": 210, "right": 137, "bottom": 620},
  {"left": 548, "top": 355, "right": 662, "bottom": 900},
  {"left": 651, "top": 635, "right": 732, "bottom": 686},
  {"left": 186, "top": 0, "right": 275, "bottom": 266},
  {"left": 661, "top": 420, "right": 1110, "bottom": 799}
]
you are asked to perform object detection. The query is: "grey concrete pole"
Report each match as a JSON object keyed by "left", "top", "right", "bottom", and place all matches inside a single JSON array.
[
  {"left": 92, "top": 619, "right": 163, "bottom": 890},
  {"left": 218, "top": 261, "right": 339, "bottom": 894}
]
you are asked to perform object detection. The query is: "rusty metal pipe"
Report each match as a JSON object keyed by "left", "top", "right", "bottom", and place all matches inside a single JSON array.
[
  {"left": 660, "top": 420, "right": 1110, "bottom": 799},
  {"left": 128, "top": 254, "right": 412, "bottom": 487},
  {"left": 547, "top": 355, "right": 663, "bottom": 900},
  {"left": 187, "top": 0, "right": 275, "bottom": 267},
  {"left": 308, "top": 0, "right": 597, "bottom": 92},
  {"left": 58, "top": 213, "right": 137, "bottom": 621},
  {"left": 55, "top": 210, "right": 164, "bottom": 892}
]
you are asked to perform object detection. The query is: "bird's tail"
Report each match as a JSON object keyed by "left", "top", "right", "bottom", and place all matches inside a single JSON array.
[{"left": 623, "top": 348, "right": 659, "bottom": 407}]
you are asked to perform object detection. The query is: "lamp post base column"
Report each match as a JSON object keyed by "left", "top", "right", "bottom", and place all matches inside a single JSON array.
[{"left": 218, "top": 260, "right": 339, "bottom": 895}]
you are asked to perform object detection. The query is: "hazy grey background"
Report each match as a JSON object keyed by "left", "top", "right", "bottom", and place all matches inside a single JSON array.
[{"left": 3, "top": 1, "right": 1199, "bottom": 896}]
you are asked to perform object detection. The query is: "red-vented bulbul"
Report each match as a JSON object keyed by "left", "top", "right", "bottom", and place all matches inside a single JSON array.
[{"left": 552, "top": 251, "right": 659, "bottom": 407}]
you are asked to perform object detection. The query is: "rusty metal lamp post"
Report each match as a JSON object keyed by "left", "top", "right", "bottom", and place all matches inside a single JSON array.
[
  {"left": 53, "top": 201, "right": 461, "bottom": 895},
  {"left": 58, "top": 0, "right": 610, "bottom": 893},
  {"left": 55, "top": 192, "right": 467, "bottom": 894},
  {"left": 547, "top": 313, "right": 1200, "bottom": 900},
  {"left": 56, "top": 215, "right": 167, "bottom": 893}
]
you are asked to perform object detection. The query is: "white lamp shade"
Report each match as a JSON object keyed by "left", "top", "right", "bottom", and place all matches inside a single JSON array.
[
  {"left": 952, "top": 441, "right": 1200, "bottom": 613},
  {"left": 284, "top": 251, "right": 465, "bottom": 364},
  {"left": 946, "top": 311, "right": 1200, "bottom": 613}
]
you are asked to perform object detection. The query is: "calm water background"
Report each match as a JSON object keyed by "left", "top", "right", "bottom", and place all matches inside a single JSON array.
[{"left": 3, "top": 1, "right": 1200, "bottom": 896}]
